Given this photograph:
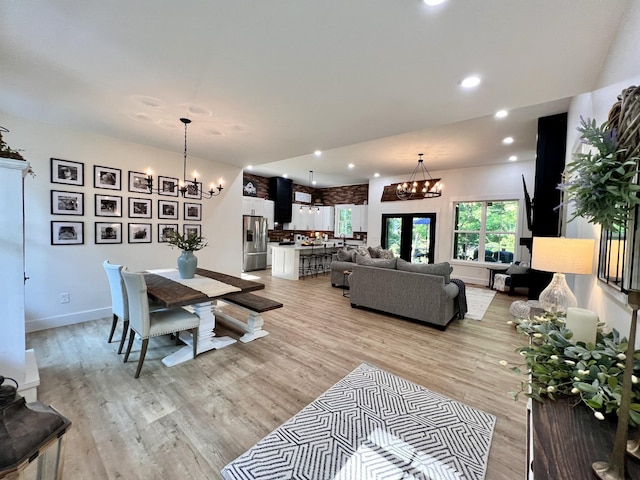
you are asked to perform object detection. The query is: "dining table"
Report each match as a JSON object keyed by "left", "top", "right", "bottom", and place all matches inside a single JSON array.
[{"left": 144, "top": 267, "right": 265, "bottom": 367}]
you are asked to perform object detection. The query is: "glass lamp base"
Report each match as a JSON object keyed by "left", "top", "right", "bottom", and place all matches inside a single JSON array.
[{"left": 539, "top": 272, "right": 577, "bottom": 314}]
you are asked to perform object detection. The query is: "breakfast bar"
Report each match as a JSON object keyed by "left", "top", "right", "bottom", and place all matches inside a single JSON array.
[{"left": 271, "top": 244, "right": 339, "bottom": 280}]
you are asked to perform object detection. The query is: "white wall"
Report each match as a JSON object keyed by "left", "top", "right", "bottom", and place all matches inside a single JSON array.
[
  {"left": 566, "top": 0, "right": 640, "bottom": 339},
  {"left": 367, "top": 160, "right": 535, "bottom": 285},
  {"left": 0, "top": 112, "right": 243, "bottom": 332}
]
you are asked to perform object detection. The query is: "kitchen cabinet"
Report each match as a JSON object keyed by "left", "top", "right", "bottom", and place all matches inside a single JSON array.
[
  {"left": 242, "top": 196, "right": 264, "bottom": 216},
  {"left": 314, "top": 206, "right": 334, "bottom": 231},
  {"left": 264, "top": 200, "right": 275, "bottom": 230}
]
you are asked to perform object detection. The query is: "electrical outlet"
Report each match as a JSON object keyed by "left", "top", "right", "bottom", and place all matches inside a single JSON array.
[{"left": 59, "top": 293, "right": 70, "bottom": 303}]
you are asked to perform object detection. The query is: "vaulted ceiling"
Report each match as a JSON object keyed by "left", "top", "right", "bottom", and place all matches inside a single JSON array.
[{"left": 0, "top": 1, "right": 631, "bottom": 186}]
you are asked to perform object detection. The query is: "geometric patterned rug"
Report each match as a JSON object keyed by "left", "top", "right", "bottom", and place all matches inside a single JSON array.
[
  {"left": 465, "top": 287, "right": 497, "bottom": 321},
  {"left": 222, "top": 363, "right": 496, "bottom": 480}
]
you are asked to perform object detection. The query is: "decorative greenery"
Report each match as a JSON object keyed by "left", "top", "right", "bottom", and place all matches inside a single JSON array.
[
  {"left": 166, "top": 231, "right": 208, "bottom": 251},
  {"left": 505, "top": 312, "right": 640, "bottom": 425},
  {"left": 560, "top": 117, "right": 640, "bottom": 231},
  {"left": 0, "top": 130, "right": 25, "bottom": 160}
]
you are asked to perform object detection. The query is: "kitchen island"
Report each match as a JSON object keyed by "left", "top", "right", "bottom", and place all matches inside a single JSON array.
[{"left": 271, "top": 243, "right": 340, "bottom": 280}]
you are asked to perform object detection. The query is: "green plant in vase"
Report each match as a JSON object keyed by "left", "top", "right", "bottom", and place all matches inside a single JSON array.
[{"left": 167, "top": 232, "right": 207, "bottom": 279}]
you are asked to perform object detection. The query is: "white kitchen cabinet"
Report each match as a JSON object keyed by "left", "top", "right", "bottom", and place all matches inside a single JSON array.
[
  {"left": 264, "top": 200, "right": 275, "bottom": 230},
  {"left": 242, "top": 196, "right": 264, "bottom": 216},
  {"left": 352, "top": 205, "right": 368, "bottom": 232},
  {"left": 314, "top": 206, "right": 334, "bottom": 231}
]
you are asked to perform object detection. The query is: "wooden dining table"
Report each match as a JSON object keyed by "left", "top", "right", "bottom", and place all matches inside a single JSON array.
[{"left": 144, "top": 268, "right": 264, "bottom": 367}]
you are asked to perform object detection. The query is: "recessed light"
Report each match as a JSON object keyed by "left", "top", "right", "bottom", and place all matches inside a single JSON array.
[
  {"left": 502, "top": 136, "right": 514, "bottom": 145},
  {"left": 314, "top": 150, "right": 322, "bottom": 156},
  {"left": 312, "top": 180, "right": 317, "bottom": 185},
  {"left": 348, "top": 163, "right": 355, "bottom": 169},
  {"left": 423, "top": 0, "right": 447, "bottom": 5},
  {"left": 495, "top": 110, "right": 508, "bottom": 119},
  {"left": 374, "top": 173, "right": 380, "bottom": 178},
  {"left": 509, "top": 155, "right": 517, "bottom": 161},
  {"left": 283, "top": 173, "right": 288, "bottom": 178},
  {"left": 460, "top": 75, "right": 481, "bottom": 89},
  {"left": 246, "top": 165, "right": 253, "bottom": 170}
]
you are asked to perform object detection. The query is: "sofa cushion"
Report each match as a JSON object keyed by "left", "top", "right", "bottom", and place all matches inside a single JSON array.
[
  {"left": 396, "top": 259, "right": 451, "bottom": 283},
  {"left": 355, "top": 246, "right": 371, "bottom": 258},
  {"left": 355, "top": 254, "right": 397, "bottom": 269},
  {"left": 506, "top": 264, "right": 529, "bottom": 275},
  {"left": 336, "top": 248, "right": 354, "bottom": 262},
  {"left": 368, "top": 245, "right": 394, "bottom": 259}
]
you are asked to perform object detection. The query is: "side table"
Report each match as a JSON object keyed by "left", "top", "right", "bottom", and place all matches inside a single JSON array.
[{"left": 342, "top": 270, "right": 352, "bottom": 298}]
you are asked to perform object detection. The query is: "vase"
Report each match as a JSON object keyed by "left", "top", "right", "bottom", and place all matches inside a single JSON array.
[{"left": 177, "top": 250, "right": 197, "bottom": 279}]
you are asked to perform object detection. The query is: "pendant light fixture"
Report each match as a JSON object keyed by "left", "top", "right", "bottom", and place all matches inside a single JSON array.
[
  {"left": 146, "top": 118, "right": 223, "bottom": 198},
  {"left": 396, "top": 153, "right": 442, "bottom": 200},
  {"left": 298, "top": 170, "right": 320, "bottom": 214}
]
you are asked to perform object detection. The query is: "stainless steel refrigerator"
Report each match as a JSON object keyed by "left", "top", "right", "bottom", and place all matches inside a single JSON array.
[{"left": 242, "top": 215, "right": 268, "bottom": 271}]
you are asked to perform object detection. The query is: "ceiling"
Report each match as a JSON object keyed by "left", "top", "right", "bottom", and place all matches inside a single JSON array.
[{"left": 0, "top": 1, "right": 630, "bottom": 187}]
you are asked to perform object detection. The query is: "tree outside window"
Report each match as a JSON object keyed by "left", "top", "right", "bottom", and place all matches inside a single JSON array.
[{"left": 453, "top": 200, "right": 518, "bottom": 263}]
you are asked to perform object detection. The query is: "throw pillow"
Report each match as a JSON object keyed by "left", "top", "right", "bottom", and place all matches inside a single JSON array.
[
  {"left": 368, "top": 246, "right": 380, "bottom": 258},
  {"left": 396, "top": 259, "right": 451, "bottom": 283},
  {"left": 506, "top": 264, "right": 529, "bottom": 275},
  {"left": 368, "top": 245, "right": 395, "bottom": 259},
  {"left": 355, "top": 246, "right": 371, "bottom": 258},
  {"left": 355, "top": 254, "right": 397, "bottom": 269},
  {"left": 336, "top": 248, "right": 353, "bottom": 262}
]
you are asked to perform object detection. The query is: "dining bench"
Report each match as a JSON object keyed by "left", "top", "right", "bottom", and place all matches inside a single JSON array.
[{"left": 214, "top": 292, "right": 283, "bottom": 343}]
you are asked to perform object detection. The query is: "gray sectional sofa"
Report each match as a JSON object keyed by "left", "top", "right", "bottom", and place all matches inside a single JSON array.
[{"left": 332, "top": 249, "right": 460, "bottom": 329}]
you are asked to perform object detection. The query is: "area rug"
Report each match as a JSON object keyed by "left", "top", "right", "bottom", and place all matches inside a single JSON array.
[
  {"left": 221, "top": 363, "right": 496, "bottom": 480},
  {"left": 464, "top": 287, "right": 496, "bottom": 321}
]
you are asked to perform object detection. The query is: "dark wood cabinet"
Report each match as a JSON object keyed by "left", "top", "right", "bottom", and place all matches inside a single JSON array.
[{"left": 529, "top": 395, "right": 640, "bottom": 479}]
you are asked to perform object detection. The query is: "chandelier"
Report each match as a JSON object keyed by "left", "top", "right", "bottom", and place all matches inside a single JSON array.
[
  {"left": 396, "top": 153, "right": 442, "bottom": 200},
  {"left": 146, "top": 118, "right": 223, "bottom": 199}
]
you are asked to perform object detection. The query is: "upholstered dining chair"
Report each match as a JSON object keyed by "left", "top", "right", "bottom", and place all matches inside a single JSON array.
[{"left": 120, "top": 268, "right": 200, "bottom": 378}]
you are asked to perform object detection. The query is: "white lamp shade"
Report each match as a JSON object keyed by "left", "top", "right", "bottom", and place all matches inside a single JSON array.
[{"left": 531, "top": 237, "right": 595, "bottom": 274}]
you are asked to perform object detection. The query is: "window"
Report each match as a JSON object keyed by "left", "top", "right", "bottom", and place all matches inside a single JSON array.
[
  {"left": 381, "top": 214, "right": 436, "bottom": 263},
  {"left": 335, "top": 207, "right": 353, "bottom": 237},
  {"left": 453, "top": 200, "right": 518, "bottom": 263}
]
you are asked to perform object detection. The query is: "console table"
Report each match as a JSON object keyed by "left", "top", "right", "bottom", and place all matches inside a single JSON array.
[{"left": 528, "top": 395, "right": 640, "bottom": 478}]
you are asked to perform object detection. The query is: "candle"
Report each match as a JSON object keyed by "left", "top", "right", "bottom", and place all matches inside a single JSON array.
[{"left": 565, "top": 307, "right": 598, "bottom": 345}]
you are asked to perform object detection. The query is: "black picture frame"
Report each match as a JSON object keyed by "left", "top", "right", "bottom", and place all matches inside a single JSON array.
[
  {"left": 128, "top": 223, "right": 152, "bottom": 243},
  {"left": 158, "top": 199, "right": 178, "bottom": 219},
  {"left": 94, "top": 165, "right": 122, "bottom": 190},
  {"left": 95, "top": 194, "right": 122, "bottom": 217},
  {"left": 158, "top": 176, "right": 179, "bottom": 197},
  {"left": 51, "top": 190, "right": 84, "bottom": 216},
  {"left": 51, "top": 221, "right": 84, "bottom": 245},
  {"left": 128, "top": 170, "right": 151, "bottom": 194},
  {"left": 128, "top": 197, "right": 152, "bottom": 218},
  {"left": 51, "top": 158, "right": 84, "bottom": 186},
  {"left": 183, "top": 224, "right": 201, "bottom": 238},
  {"left": 95, "top": 222, "right": 122, "bottom": 244},
  {"left": 158, "top": 223, "right": 178, "bottom": 243},
  {"left": 243, "top": 179, "right": 258, "bottom": 197},
  {"left": 183, "top": 182, "right": 202, "bottom": 200},
  {"left": 184, "top": 202, "right": 202, "bottom": 221}
]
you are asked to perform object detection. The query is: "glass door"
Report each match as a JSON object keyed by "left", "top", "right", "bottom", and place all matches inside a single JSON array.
[{"left": 381, "top": 214, "right": 436, "bottom": 263}]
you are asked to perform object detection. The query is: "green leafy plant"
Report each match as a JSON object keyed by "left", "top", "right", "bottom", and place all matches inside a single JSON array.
[
  {"left": 506, "top": 312, "right": 640, "bottom": 425},
  {"left": 0, "top": 130, "right": 25, "bottom": 160},
  {"left": 166, "top": 231, "right": 208, "bottom": 251},
  {"left": 560, "top": 117, "right": 640, "bottom": 231}
]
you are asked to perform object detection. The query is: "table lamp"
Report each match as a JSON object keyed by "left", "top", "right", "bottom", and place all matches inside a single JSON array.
[{"left": 531, "top": 237, "right": 595, "bottom": 314}]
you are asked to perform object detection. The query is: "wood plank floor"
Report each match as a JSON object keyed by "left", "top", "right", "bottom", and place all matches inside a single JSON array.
[{"left": 26, "top": 271, "right": 528, "bottom": 479}]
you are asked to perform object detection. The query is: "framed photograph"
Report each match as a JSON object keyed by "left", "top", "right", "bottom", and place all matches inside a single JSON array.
[
  {"left": 243, "top": 179, "right": 258, "bottom": 197},
  {"left": 183, "top": 181, "right": 202, "bottom": 200},
  {"left": 158, "top": 199, "right": 178, "bottom": 219},
  {"left": 94, "top": 165, "right": 121, "bottom": 190},
  {"left": 128, "top": 197, "right": 152, "bottom": 218},
  {"left": 158, "top": 223, "right": 178, "bottom": 243},
  {"left": 184, "top": 202, "right": 202, "bottom": 221},
  {"left": 51, "top": 190, "right": 84, "bottom": 215},
  {"left": 51, "top": 221, "right": 84, "bottom": 245},
  {"left": 95, "top": 222, "right": 122, "bottom": 244},
  {"left": 51, "top": 158, "right": 84, "bottom": 186},
  {"left": 183, "top": 224, "right": 201, "bottom": 238},
  {"left": 128, "top": 171, "right": 151, "bottom": 194},
  {"left": 158, "top": 176, "right": 179, "bottom": 197},
  {"left": 95, "top": 194, "right": 122, "bottom": 217},
  {"left": 128, "top": 223, "right": 152, "bottom": 243}
]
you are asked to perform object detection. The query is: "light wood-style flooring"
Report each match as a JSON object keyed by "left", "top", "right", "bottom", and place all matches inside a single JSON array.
[{"left": 26, "top": 271, "right": 528, "bottom": 479}]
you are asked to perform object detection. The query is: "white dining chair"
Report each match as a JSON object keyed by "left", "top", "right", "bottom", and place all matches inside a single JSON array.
[
  {"left": 121, "top": 268, "right": 200, "bottom": 378},
  {"left": 103, "top": 260, "right": 166, "bottom": 354}
]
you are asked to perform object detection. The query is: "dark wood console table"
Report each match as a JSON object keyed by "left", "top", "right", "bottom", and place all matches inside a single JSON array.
[{"left": 529, "top": 395, "right": 640, "bottom": 479}]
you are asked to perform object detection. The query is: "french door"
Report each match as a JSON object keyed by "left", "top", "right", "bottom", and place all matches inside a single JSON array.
[{"left": 381, "top": 214, "right": 436, "bottom": 263}]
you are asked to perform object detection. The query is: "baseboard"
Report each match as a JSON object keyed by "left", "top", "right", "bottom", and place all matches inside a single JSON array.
[
  {"left": 26, "top": 307, "right": 111, "bottom": 333},
  {"left": 454, "top": 274, "right": 488, "bottom": 287}
]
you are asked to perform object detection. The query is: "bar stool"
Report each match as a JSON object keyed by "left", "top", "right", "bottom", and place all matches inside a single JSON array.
[{"left": 299, "top": 247, "right": 314, "bottom": 278}]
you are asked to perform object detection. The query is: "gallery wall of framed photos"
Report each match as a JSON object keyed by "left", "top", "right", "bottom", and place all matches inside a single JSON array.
[{"left": 49, "top": 158, "right": 202, "bottom": 246}]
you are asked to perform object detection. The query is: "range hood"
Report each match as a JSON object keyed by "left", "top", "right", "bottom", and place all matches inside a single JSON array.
[{"left": 269, "top": 177, "right": 293, "bottom": 224}]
